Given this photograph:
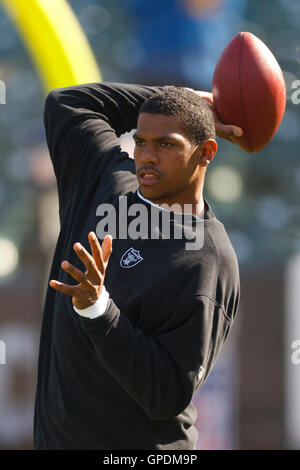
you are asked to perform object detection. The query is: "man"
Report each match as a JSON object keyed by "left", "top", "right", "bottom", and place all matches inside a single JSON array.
[{"left": 34, "top": 83, "right": 243, "bottom": 450}]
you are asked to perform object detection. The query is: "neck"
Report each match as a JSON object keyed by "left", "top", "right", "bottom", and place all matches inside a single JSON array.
[{"left": 139, "top": 181, "right": 205, "bottom": 217}]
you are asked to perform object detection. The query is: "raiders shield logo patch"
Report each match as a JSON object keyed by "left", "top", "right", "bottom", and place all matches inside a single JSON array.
[{"left": 120, "top": 247, "right": 143, "bottom": 269}]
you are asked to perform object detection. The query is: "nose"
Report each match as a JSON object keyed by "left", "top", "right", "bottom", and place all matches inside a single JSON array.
[{"left": 139, "top": 144, "right": 159, "bottom": 165}]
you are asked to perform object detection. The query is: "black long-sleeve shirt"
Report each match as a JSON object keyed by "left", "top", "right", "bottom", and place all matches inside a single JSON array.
[{"left": 33, "top": 83, "right": 240, "bottom": 450}]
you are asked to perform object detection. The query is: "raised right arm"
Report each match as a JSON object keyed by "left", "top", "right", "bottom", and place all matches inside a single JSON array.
[{"left": 44, "top": 82, "right": 162, "bottom": 210}]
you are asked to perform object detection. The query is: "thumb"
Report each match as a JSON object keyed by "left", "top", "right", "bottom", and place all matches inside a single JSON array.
[
  {"left": 232, "top": 126, "right": 243, "bottom": 137},
  {"left": 216, "top": 123, "right": 243, "bottom": 140}
]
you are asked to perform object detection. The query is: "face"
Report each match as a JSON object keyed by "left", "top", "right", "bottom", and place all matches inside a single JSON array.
[{"left": 134, "top": 113, "right": 215, "bottom": 207}]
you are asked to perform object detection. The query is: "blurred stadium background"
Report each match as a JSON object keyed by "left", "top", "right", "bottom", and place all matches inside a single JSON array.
[{"left": 0, "top": 0, "right": 299, "bottom": 450}]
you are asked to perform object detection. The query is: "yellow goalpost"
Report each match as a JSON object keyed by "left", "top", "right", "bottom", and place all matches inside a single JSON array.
[{"left": 1, "top": 0, "right": 102, "bottom": 94}]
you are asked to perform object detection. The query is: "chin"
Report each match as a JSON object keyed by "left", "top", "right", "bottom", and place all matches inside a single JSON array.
[{"left": 139, "top": 185, "right": 163, "bottom": 202}]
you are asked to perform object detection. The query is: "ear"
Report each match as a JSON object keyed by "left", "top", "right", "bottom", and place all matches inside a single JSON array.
[{"left": 197, "top": 139, "right": 218, "bottom": 167}]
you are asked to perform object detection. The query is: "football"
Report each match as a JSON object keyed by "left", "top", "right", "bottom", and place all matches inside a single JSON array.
[{"left": 212, "top": 32, "right": 286, "bottom": 153}]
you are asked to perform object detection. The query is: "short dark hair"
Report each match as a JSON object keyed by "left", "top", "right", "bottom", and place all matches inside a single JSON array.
[{"left": 139, "top": 86, "right": 215, "bottom": 145}]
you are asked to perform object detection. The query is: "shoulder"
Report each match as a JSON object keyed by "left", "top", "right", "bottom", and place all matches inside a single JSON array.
[
  {"left": 201, "top": 199, "right": 239, "bottom": 278},
  {"left": 204, "top": 217, "right": 240, "bottom": 318},
  {"left": 178, "top": 213, "right": 240, "bottom": 318},
  {"left": 205, "top": 217, "right": 239, "bottom": 277}
]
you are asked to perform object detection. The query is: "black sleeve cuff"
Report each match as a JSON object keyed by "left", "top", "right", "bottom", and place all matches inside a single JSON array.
[{"left": 79, "top": 299, "right": 120, "bottom": 335}]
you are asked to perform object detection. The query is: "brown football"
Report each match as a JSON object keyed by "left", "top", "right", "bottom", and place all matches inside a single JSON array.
[{"left": 212, "top": 32, "right": 286, "bottom": 153}]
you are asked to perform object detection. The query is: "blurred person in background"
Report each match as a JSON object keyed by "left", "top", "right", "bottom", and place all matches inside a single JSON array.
[{"left": 123, "top": 0, "right": 247, "bottom": 88}]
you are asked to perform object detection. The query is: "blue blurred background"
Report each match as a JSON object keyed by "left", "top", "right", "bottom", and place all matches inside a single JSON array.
[{"left": 0, "top": 0, "right": 299, "bottom": 449}]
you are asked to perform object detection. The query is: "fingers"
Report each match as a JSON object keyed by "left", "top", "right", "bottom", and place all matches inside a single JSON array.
[
  {"left": 199, "top": 92, "right": 214, "bottom": 106},
  {"left": 101, "top": 234, "right": 113, "bottom": 265},
  {"left": 73, "top": 241, "right": 99, "bottom": 276},
  {"left": 61, "top": 260, "right": 91, "bottom": 285},
  {"left": 50, "top": 234, "right": 113, "bottom": 301},
  {"left": 88, "top": 232, "right": 105, "bottom": 273},
  {"left": 209, "top": 106, "right": 243, "bottom": 139},
  {"left": 198, "top": 92, "right": 244, "bottom": 141},
  {"left": 88, "top": 232, "right": 113, "bottom": 272},
  {"left": 73, "top": 233, "right": 113, "bottom": 279},
  {"left": 49, "top": 280, "right": 77, "bottom": 296},
  {"left": 224, "top": 125, "right": 243, "bottom": 137},
  {"left": 216, "top": 123, "right": 244, "bottom": 140}
]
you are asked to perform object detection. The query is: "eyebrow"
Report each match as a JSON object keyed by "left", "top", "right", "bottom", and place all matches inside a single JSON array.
[{"left": 133, "top": 133, "right": 180, "bottom": 142}]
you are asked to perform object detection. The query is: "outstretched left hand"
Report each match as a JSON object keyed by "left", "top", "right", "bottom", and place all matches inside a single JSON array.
[{"left": 49, "top": 232, "right": 113, "bottom": 310}]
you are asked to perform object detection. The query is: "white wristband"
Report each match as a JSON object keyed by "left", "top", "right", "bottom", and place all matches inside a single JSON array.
[{"left": 73, "top": 286, "right": 110, "bottom": 319}]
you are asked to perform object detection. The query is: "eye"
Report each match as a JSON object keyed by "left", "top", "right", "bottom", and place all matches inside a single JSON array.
[
  {"left": 160, "top": 141, "right": 173, "bottom": 148},
  {"left": 134, "top": 139, "right": 145, "bottom": 147}
]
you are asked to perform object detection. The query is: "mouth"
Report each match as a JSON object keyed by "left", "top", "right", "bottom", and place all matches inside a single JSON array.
[{"left": 138, "top": 169, "right": 161, "bottom": 186}]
